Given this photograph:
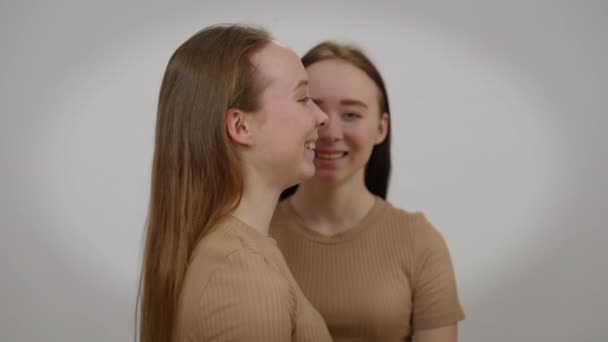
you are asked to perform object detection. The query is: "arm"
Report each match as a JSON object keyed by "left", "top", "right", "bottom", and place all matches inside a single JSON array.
[
  {"left": 410, "top": 213, "right": 465, "bottom": 339},
  {"left": 414, "top": 324, "right": 458, "bottom": 342}
]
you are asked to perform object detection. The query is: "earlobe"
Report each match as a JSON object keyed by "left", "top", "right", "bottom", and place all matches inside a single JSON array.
[
  {"left": 226, "top": 108, "right": 254, "bottom": 146},
  {"left": 375, "top": 112, "right": 389, "bottom": 144}
]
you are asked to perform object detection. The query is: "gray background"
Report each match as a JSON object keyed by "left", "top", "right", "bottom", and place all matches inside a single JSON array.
[{"left": 1, "top": 0, "right": 607, "bottom": 341}]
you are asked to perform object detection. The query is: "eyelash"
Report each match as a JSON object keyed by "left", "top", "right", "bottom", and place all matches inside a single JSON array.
[{"left": 299, "top": 96, "right": 311, "bottom": 103}]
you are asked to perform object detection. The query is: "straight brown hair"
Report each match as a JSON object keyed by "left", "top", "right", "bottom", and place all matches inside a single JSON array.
[{"left": 138, "top": 24, "right": 271, "bottom": 342}]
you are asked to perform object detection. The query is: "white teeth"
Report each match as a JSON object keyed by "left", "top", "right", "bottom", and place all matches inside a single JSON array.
[
  {"left": 316, "top": 152, "right": 344, "bottom": 160},
  {"left": 305, "top": 141, "right": 316, "bottom": 150}
]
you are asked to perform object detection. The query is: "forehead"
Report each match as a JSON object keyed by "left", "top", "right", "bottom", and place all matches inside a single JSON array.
[
  {"left": 306, "top": 59, "right": 379, "bottom": 103},
  {"left": 251, "top": 42, "right": 307, "bottom": 92}
]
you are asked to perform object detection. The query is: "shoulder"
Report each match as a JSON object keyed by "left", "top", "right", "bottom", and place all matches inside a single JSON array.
[
  {"left": 192, "top": 249, "right": 296, "bottom": 340},
  {"left": 186, "top": 220, "right": 294, "bottom": 303},
  {"left": 207, "top": 248, "right": 291, "bottom": 293},
  {"left": 373, "top": 199, "right": 435, "bottom": 237},
  {"left": 192, "top": 217, "right": 270, "bottom": 263},
  {"left": 373, "top": 200, "right": 450, "bottom": 259},
  {"left": 383, "top": 200, "right": 443, "bottom": 237},
  {"left": 195, "top": 248, "right": 295, "bottom": 320}
]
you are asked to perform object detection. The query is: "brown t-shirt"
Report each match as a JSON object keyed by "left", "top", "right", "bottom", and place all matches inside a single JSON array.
[
  {"left": 269, "top": 197, "right": 465, "bottom": 341},
  {"left": 175, "top": 216, "right": 332, "bottom": 341}
]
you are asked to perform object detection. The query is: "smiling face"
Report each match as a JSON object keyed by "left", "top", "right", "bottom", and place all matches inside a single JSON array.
[
  {"left": 306, "top": 58, "right": 388, "bottom": 188},
  {"left": 246, "top": 42, "right": 328, "bottom": 190}
]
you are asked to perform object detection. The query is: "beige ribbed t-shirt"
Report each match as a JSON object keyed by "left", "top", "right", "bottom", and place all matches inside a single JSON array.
[
  {"left": 175, "top": 216, "right": 332, "bottom": 342},
  {"left": 269, "top": 197, "right": 465, "bottom": 341}
]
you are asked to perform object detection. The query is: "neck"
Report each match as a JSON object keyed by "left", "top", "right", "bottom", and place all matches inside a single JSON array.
[
  {"left": 289, "top": 169, "right": 376, "bottom": 235},
  {"left": 232, "top": 168, "right": 281, "bottom": 236}
]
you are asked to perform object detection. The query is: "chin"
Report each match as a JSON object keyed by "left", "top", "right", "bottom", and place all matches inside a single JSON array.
[
  {"left": 313, "top": 169, "right": 345, "bottom": 185},
  {"left": 299, "top": 164, "right": 316, "bottom": 181}
]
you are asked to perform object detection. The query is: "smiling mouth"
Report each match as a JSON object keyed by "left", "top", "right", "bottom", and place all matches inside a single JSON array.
[
  {"left": 315, "top": 152, "right": 348, "bottom": 160},
  {"left": 305, "top": 141, "right": 316, "bottom": 150}
]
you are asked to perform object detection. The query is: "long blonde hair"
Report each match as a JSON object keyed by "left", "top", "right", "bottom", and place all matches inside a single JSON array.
[{"left": 138, "top": 24, "right": 271, "bottom": 342}]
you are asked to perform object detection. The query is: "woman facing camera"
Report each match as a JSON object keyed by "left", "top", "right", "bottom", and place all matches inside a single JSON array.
[{"left": 272, "top": 41, "right": 465, "bottom": 341}]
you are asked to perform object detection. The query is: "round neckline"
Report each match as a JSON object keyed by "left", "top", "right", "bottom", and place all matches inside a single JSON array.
[{"left": 279, "top": 196, "right": 387, "bottom": 245}]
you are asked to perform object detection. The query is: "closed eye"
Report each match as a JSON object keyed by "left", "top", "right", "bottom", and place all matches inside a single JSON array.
[{"left": 299, "top": 96, "right": 311, "bottom": 103}]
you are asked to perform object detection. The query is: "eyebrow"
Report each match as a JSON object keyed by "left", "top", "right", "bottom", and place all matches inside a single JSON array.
[
  {"left": 341, "top": 99, "right": 368, "bottom": 109},
  {"left": 292, "top": 80, "right": 309, "bottom": 92},
  {"left": 313, "top": 98, "right": 368, "bottom": 109}
]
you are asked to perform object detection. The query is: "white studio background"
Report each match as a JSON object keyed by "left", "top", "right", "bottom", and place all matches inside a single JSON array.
[{"left": 1, "top": 1, "right": 606, "bottom": 341}]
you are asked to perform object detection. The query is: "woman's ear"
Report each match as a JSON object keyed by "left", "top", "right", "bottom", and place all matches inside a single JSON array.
[
  {"left": 375, "top": 112, "right": 389, "bottom": 144},
  {"left": 226, "top": 108, "right": 254, "bottom": 146}
]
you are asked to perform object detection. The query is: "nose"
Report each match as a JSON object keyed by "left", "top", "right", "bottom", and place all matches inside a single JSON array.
[
  {"left": 313, "top": 102, "right": 328, "bottom": 127},
  {"left": 318, "top": 112, "right": 342, "bottom": 142}
]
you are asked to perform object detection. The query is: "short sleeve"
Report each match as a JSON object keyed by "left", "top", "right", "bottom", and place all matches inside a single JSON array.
[
  {"left": 409, "top": 213, "right": 465, "bottom": 331},
  {"left": 194, "top": 250, "right": 295, "bottom": 341}
]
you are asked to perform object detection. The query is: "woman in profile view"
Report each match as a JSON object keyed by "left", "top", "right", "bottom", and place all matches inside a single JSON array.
[{"left": 139, "top": 24, "right": 331, "bottom": 342}]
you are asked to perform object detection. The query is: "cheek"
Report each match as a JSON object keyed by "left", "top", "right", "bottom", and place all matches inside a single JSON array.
[
  {"left": 290, "top": 105, "right": 315, "bottom": 137},
  {"left": 274, "top": 111, "right": 307, "bottom": 150},
  {"left": 344, "top": 124, "right": 379, "bottom": 152}
]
